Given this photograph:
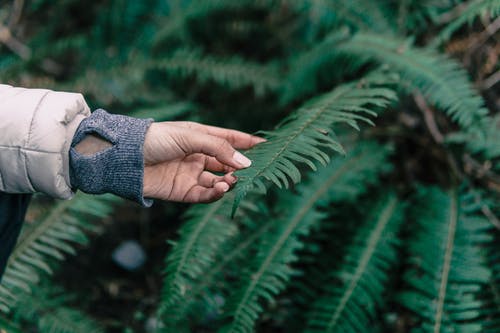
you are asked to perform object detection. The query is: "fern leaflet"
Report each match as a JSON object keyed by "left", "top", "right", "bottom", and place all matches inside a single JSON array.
[
  {"left": 152, "top": 49, "right": 280, "bottom": 95},
  {"left": 158, "top": 196, "right": 263, "bottom": 326},
  {"left": 6, "top": 286, "right": 103, "bottom": 333},
  {"left": 433, "top": 0, "right": 500, "bottom": 46},
  {"left": 334, "top": 32, "right": 488, "bottom": 128},
  {"left": 305, "top": 193, "right": 403, "bottom": 332},
  {"left": 398, "top": 187, "right": 491, "bottom": 332},
  {"left": 233, "top": 73, "right": 396, "bottom": 214},
  {"left": 0, "top": 194, "right": 118, "bottom": 313},
  {"left": 221, "top": 141, "right": 393, "bottom": 333}
]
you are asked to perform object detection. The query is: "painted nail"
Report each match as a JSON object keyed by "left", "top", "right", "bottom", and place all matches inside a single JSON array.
[
  {"left": 220, "top": 182, "right": 230, "bottom": 192},
  {"left": 233, "top": 151, "right": 252, "bottom": 168}
]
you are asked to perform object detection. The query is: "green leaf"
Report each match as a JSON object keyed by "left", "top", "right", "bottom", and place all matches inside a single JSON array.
[
  {"left": 232, "top": 73, "right": 396, "bottom": 215},
  {"left": 221, "top": 140, "right": 393, "bottom": 333},
  {"left": 432, "top": 0, "right": 500, "bottom": 47},
  {"left": 334, "top": 32, "right": 488, "bottom": 128},
  {"left": 152, "top": 49, "right": 281, "bottom": 95},
  {"left": 305, "top": 192, "right": 403, "bottom": 333},
  {"left": 0, "top": 194, "right": 119, "bottom": 313},
  {"left": 398, "top": 187, "right": 492, "bottom": 332}
]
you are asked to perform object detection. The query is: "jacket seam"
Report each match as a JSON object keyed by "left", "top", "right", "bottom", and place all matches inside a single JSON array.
[
  {"left": 24, "top": 91, "right": 51, "bottom": 191},
  {"left": 0, "top": 145, "right": 60, "bottom": 154}
]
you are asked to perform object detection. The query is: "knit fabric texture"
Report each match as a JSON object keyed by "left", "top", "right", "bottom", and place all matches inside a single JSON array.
[{"left": 70, "top": 109, "right": 153, "bottom": 206}]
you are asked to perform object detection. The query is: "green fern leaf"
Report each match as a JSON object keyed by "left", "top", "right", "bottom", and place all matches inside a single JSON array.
[
  {"left": 485, "top": 241, "right": 500, "bottom": 331},
  {"left": 448, "top": 114, "right": 500, "bottom": 171},
  {"left": 433, "top": 0, "right": 500, "bottom": 47},
  {"left": 232, "top": 73, "right": 396, "bottom": 215},
  {"left": 221, "top": 141, "right": 393, "bottom": 333},
  {"left": 0, "top": 194, "right": 118, "bottom": 313},
  {"left": 280, "top": 28, "right": 357, "bottom": 104},
  {"left": 152, "top": 49, "right": 280, "bottom": 95},
  {"left": 0, "top": 315, "right": 21, "bottom": 333},
  {"left": 159, "top": 195, "right": 245, "bottom": 324},
  {"left": 334, "top": 32, "right": 488, "bottom": 128},
  {"left": 289, "top": 31, "right": 488, "bottom": 128},
  {"left": 304, "top": 192, "right": 403, "bottom": 333},
  {"left": 6, "top": 285, "right": 103, "bottom": 333},
  {"left": 286, "top": 0, "right": 392, "bottom": 35},
  {"left": 153, "top": 0, "right": 268, "bottom": 44},
  {"left": 398, "top": 187, "right": 492, "bottom": 332}
]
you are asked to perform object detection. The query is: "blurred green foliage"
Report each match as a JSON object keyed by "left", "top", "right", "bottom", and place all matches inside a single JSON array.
[{"left": 0, "top": 0, "right": 499, "bottom": 332}]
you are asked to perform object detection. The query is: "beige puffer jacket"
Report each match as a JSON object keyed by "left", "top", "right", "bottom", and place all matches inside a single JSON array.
[{"left": 0, "top": 84, "right": 90, "bottom": 199}]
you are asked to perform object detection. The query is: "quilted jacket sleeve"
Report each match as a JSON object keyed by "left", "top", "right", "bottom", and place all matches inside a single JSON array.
[{"left": 0, "top": 84, "right": 90, "bottom": 199}]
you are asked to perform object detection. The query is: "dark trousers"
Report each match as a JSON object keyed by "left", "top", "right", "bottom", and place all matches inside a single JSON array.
[{"left": 0, "top": 192, "right": 31, "bottom": 280}]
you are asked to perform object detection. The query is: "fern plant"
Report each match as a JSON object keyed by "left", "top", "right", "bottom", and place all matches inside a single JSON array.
[
  {"left": 0, "top": 0, "right": 499, "bottom": 332},
  {"left": 305, "top": 192, "right": 403, "bottom": 333},
  {"left": 398, "top": 187, "right": 493, "bottom": 332}
]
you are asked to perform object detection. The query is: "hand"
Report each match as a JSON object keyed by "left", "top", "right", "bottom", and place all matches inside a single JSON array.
[{"left": 142, "top": 121, "right": 265, "bottom": 203}]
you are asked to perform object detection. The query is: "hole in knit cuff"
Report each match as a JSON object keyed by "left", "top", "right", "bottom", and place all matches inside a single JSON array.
[{"left": 74, "top": 132, "right": 113, "bottom": 156}]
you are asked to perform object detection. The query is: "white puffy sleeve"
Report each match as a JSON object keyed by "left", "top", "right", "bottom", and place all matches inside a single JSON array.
[{"left": 0, "top": 84, "right": 90, "bottom": 199}]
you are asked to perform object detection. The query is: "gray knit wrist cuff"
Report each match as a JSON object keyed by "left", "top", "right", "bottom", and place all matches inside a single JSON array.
[{"left": 69, "top": 109, "right": 154, "bottom": 207}]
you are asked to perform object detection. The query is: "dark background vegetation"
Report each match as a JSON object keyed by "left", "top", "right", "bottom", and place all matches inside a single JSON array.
[{"left": 0, "top": 0, "right": 499, "bottom": 332}]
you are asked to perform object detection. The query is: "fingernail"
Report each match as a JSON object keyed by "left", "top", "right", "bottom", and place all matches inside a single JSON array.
[
  {"left": 233, "top": 151, "right": 252, "bottom": 168},
  {"left": 221, "top": 182, "right": 230, "bottom": 192},
  {"left": 227, "top": 172, "right": 238, "bottom": 184},
  {"left": 254, "top": 137, "right": 267, "bottom": 144}
]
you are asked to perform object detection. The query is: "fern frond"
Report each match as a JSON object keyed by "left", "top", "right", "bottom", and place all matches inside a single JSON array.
[
  {"left": 334, "top": 32, "right": 489, "bottom": 128},
  {"left": 448, "top": 114, "right": 500, "bottom": 170},
  {"left": 398, "top": 187, "right": 492, "bottom": 332},
  {"left": 0, "top": 315, "right": 21, "bottom": 333},
  {"left": 433, "top": 0, "right": 500, "bottom": 46},
  {"left": 153, "top": 0, "right": 265, "bottom": 44},
  {"left": 290, "top": 31, "right": 487, "bottom": 127},
  {"left": 159, "top": 195, "right": 252, "bottom": 324},
  {"left": 167, "top": 141, "right": 391, "bottom": 329},
  {"left": 221, "top": 141, "right": 393, "bottom": 333},
  {"left": 233, "top": 73, "right": 396, "bottom": 214},
  {"left": 153, "top": 49, "right": 281, "bottom": 95},
  {"left": 304, "top": 192, "right": 403, "bottom": 333},
  {"left": 482, "top": 231, "right": 500, "bottom": 331},
  {"left": 0, "top": 194, "right": 118, "bottom": 313},
  {"left": 394, "top": 0, "right": 456, "bottom": 35},
  {"left": 290, "top": 0, "right": 393, "bottom": 33},
  {"left": 7, "top": 285, "right": 103, "bottom": 333},
  {"left": 280, "top": 28, "right": 360, "bottom": 104}
]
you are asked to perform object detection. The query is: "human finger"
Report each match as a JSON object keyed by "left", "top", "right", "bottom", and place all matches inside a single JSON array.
[
  {"left": 175, "top": 129, "right": 252, "bottom": 170},
  {"left": 204, "top": 156, "right": 236, "bottom": 173},
  {"left": 172, "top": 121, "right": 266, "bottom": 149},
  {"left": 198, "top": 171, "right": 226, "bottom": 188},
  {"left": 183, "top": 183, "right": 229, "bottom": 203},
  {"left": 223, "top": 172, "right": 237, "bottom": 185}
]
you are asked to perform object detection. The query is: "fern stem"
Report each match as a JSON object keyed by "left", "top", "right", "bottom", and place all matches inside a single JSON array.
[
  {"left": 434, "top": 189, "right": 458, "bottom": 333},
  {"left": 325, "top": 196, "right": 398, "bottom": 330}
]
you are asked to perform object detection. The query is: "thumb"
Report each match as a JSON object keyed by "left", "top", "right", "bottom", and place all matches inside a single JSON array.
[{"left": 178, "top": 129, "right": 253, "bottom": 170}]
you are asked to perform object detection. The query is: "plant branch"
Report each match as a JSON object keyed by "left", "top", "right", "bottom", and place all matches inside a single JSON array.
[
  {"left": 0, "top": 22, "right": 30, "bottom": 59},
  {"left": 482, "top": 69, "right": 500, "bottom": 89},
  {"left": 7, "top": 0, "right": 25, "bottom": 28},
  {"left": 414, "top": 92, "right": 444, "bottom": 144}
]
